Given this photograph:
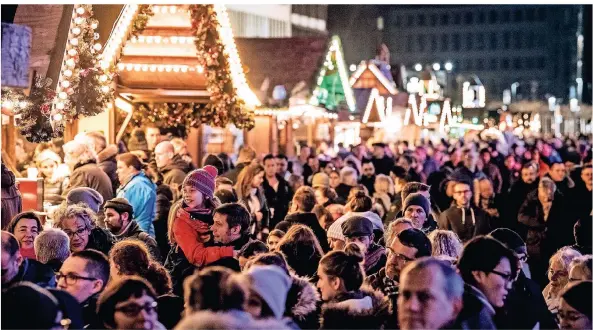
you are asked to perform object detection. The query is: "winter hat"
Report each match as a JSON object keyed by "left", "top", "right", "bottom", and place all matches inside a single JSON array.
[
  {"left": 488, "top": 228, "right": 527, "bottom": 255},
  {"left": 312, "top": 172, "right": 330, "bottom": 188},
  {"left": 66, "top": 187, "right": 104, "bottom": 213},
  {"left": 104, "top": 198, "right": 134, "bottom": 217},
  {"left": 342, "top": 216, "right": 373, "bottom": 238},
  {"left": 403, "top": 193, "right": 430, "bottom": 216},
  {"left": 183, "top": 165, "right": 218, "bottom": 199},
  {"left": 127, "top": 128, "right": 149, "bottom": 152},
  {"left": 327, "top": 216, "right": 346, "bottom": 241},
  {"left": 561, "top": 281, "right": 592, "bottom": 319},
  {"left": 246, "top": 265, "right": 292, "bottom": 319}
]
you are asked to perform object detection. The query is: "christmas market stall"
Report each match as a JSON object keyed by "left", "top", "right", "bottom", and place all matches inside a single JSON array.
[
  {"left": 3, "top": 4, "right": 259, "bottom": 168},
  {"left": 236, "top": 35, "right": 353, "bottom": 157}
]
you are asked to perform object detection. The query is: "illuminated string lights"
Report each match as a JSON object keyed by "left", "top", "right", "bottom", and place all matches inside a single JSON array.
[
  {"left": 349, "top": 61, "right": 396, "bottom": 95},
  {"left": 100, "top": 5, "right": 139, "bottom": 70},
  {"left": 117, "top": 63, "right": 203, "bottom": 73},
  {"left": 213, "top": 4, "right": 261, "bottom": 108},
  {"left": 131, "top": 35, "right": 195, "bottom": 44},
  {"left": 309, "top": 36, "right": 356, "bottom": 111},
  {"left": 54, "top": 4, "right": 112, "bottom": 117}
]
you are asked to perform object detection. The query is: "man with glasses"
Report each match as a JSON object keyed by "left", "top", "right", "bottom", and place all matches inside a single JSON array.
[
  {"left": 489, "top": 228, "right": 557, "bottom": 329},
  {"left": 439, "top": 179, "right": 491, "bottom": 242},
  {"left": 57, "top": 249, "right": 110, "bottom": 328},
  {"left": 456, "top": 236, "right": 519, "bottom": 329},
  {"left": 367, "top": 228, "right": 432, "bottom": 305},
  {"left": 1, "top": 231, "right": 55, "bottom": 288}
]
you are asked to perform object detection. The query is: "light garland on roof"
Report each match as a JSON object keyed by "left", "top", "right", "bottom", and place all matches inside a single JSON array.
[
  {"left": 255, "top": 105, "right": 338, "bottom": 121},
  {"left": 117, "top": 63, "right": 203, "bottom": 73},
  {"left": 100, "top": 5, "right": 139, "bottom": 71},
  {"left": 309, "top": 36, "right": 356, "bottom": 111},
  {"left": 349, "top": 61, "right": 396, "bottom": 95},
  {"left": 213, "top": 4, "right": 261, "bottom": 108},
  {"left": 130, "top": 35, "right": 195, "bottom": 44}
]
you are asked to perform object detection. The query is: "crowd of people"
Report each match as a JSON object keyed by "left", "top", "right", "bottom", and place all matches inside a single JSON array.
[{"left": 1, "top": 126, "right": 592, "bottom": 330}]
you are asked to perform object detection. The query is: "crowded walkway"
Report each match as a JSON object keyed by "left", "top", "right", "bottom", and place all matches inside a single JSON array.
[{"left": 1, "top": 128, "right": 592, "bottom": 330}]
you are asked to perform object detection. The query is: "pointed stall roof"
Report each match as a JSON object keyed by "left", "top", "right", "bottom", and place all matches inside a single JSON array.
[
  {"left": 234, "top": 36, "right": 329, "bottom": 107},
  {"left": 309, "top": 36, "right": 356, "bottom": 112}
]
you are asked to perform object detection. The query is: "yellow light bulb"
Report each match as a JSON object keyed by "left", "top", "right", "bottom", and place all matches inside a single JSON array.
[
  {"left": 76, "top": 7, "right": 85, "bottom": 15},
  {"left": 61, "top": 81, "right": 70, "bottom": 88}
]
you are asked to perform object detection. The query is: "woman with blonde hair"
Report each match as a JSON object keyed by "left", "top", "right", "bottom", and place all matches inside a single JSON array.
[
  {"left": 35, "top": 149, "right": 69, "bottom": 205},
  {"left": 234, "top": 164, "right": 269, "bottom": 238},
  {"left": 427, "top": 229, "right": 463, "bottom": 260},
  {"left": 276, "top": 224, "right": 325, "bottom": 280}
]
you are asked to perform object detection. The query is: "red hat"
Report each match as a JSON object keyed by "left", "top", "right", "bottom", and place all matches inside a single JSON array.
[{"left": 182, "top": 165, "right": 218, "bottom": 199}]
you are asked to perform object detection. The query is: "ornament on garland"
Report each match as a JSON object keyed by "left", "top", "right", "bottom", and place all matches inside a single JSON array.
[
  {"left": 54, "top": 4, "right": 114, "bottom": 123},
  {"left": 2, "top": 76, "right": 64, "bottom": 142},
  {"left": 189, "top": 5, "right": 254, "bottom": 130}
]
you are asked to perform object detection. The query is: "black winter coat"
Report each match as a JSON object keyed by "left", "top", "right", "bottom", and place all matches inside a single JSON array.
[
  {"left": 276, "top": 212, "right": 330, "bottom": 252},
  {"left": 4, "top": 258, "right": 56, "bottom": 288},
  {"left": 438, "top": 205, "right": 492, "bottom": 242},
  {"left": 262, "top": 175, "right": 293, "bottom": 229},
  {"left": 86, "top": 227, "right": 116, "bottom": 256},
  {"left": 154, "top": 184, "right": 173, "bottom": 258},
  {"left": 115, "top": 220, "right": 162, "bottom": 263},
  {"left": 455, "top": 284, "right": 496, "bottom": 329},
  {"left": 494, "top": 271, "right": 558, "bottom": 329}
]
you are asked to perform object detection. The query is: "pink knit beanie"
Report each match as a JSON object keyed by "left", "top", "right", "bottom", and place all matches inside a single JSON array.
[{"left": 182, "top": 165, "right": 218, "bottom": 199}]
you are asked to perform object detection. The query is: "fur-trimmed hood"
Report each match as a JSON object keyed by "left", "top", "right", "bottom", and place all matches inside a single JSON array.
[
  {"left": 319, "top": 285, "right": 391, "bottom": 329},
  {"left": 285, "top": 274, "right": 321, "bottom": 324},
  {"left": 97, "top": 144, "right": 118, "bottom": 164}
]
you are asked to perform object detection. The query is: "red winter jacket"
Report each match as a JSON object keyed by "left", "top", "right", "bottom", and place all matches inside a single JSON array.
[{"left": 172, "top": 206, "right": 233, "bottom": 267}]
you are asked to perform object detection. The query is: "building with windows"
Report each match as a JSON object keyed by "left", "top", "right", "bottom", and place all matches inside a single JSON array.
[
  {"left": 329, "top": 5, "right": 588, "bottom": 105},
  {"left": 227, "top": 4, "right": 327, "bottom": 38}
]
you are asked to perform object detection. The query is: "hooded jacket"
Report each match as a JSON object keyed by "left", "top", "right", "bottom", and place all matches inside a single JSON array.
[
  {"left": 63, "top": 160, "right": 114, "bottom": 204},
  {"left": 117, "top": 171, "right": 157, "bottom": 237},
  {"left": 276, "top": 212, "right": 330, "bottom": 252},
  {"left": 319, "top": 287, "right": 391, "bottom": 329},
  {"left": 114, "top": 219, "right": 162, "bottom": 263},
  {"left": 97, "top": 144, "right": 119, "bottom": 193},
  {"left": 438, "top": 203, "right": 492, "bottom": 242},
  {"left": 285, "top": 274, "right": 321, "bottom": 329}
]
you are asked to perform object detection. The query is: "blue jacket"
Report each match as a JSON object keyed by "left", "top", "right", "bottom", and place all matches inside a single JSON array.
[{"left": 117, "top": 171, "right": 156, "bottom": 237}]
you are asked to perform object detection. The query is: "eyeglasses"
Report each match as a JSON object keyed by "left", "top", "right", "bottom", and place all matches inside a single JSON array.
[
  {"left": 55, "top": 272, "right": 97, "bottom": 286},
  {"left": 454, "top": 190, "right": 472, "bottom": 195},
  {"left": 387, "top": 248, "right": 414, "bottom": 263},
  {"left": 490, "top": 270, "right": 515, "bottom": 284},
  {"left": 517, "top": 254, "right": 529, "bottom": 263},
  {"left": 62, "top": 227, "right": 88, "bottom": 238},
  {"left": 115, "top": 301, "right": 158, "bottom": 317}
]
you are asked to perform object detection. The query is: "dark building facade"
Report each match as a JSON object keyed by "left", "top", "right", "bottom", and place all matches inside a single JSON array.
[{"left": 329, "top": 5, "right": 589, "bottom": 104}]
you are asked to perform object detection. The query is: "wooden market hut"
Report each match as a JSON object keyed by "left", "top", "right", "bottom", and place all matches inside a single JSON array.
[{"left": 6, "top": 4, "right": 260, "bottom": 168}]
